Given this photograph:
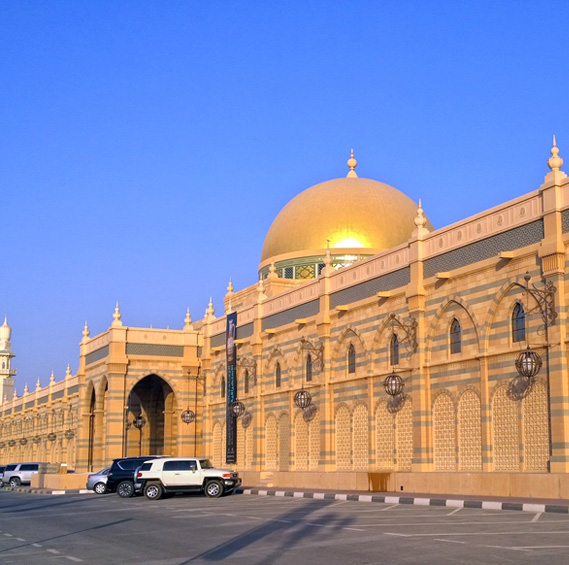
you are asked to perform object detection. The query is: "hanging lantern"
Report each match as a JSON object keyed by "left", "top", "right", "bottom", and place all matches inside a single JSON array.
[
  {"left": 181, "top": 409, "right": 195, "bottom": 424},
  {"left": 47, "top": 432, "right": 56, "bottom": 442},
  {"left": 32, "top": 436, "right": 41, "bottom": 444},
  {"left": 20, "top": 438, "right": 28, "bottom": 446},
  {"left": 384, "top": 371, "right": 405, "bottom": 397},
  {"left": 65, "top": 429, "right": 75, "bottom": 440},
  {"left": 515, "top": 346, "right": 542, "bottom": 379},
  {"left": 294, "top": 389, "right": 312, "bottom": 409},
  {"left": 230, "top": 401, "right": 246, "bottom": 417},
  {"left": 8, "top": 439, "right": 16, "bottom": 447}
]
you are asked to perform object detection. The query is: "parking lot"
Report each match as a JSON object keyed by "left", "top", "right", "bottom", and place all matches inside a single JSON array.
[{"left": 1, "top": 490, "right": 569, "bottom": 564}]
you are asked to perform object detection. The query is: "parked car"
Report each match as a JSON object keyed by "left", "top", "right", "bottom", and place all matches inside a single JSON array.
[
  {"left": 0, "top": 466, "right": 5, "bottom": 486},
  {"left": 86, "top": 467, "right": 110, "bottom": 494},
  {"left": 1, "top": 462, "right": 46, "bottom": 487},
  {"left": 106, "top": 456, "right": 164, "bottom": 498},
  {"left": 136, "top": 457, "right": 241, "bottom": 500}
]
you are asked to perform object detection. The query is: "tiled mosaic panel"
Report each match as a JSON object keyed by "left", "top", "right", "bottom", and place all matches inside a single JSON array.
[
  {"left": 458, "top": 390, "right": 482, "bottom": 471},
  {"left": 335, "top": 405, "right": 351, "bottom": 471},
  {"left": 424, "top": 220, "right": 544, "bottom": 278},
  {"left": 493, "top": 386, "right": 519, "bottom": 471},
  {"left": 353, "top": 404, "right": 369, "bottom": 471},
  {"left": 265, "top": 415, "right": 277, "bottom": 470},
  {"left": 433, "top": 393, "right": 456, "bottom": 471},
  {"left": 396, "top": 399, "right": 413, "bottom": 471},
  {"left": 523, "top": 382, "right": 549, "bottom": 471},
  {"left": 295, "top": 411, "right": 309, "bottom": 471},
  {"left": 330, "top": 267, "right": 410, "bottom": 309},
  {"left": 278, "top": 413, "right": 290, "bottom": 471}
]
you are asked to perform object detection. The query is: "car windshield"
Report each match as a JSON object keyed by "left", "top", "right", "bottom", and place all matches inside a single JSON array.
[{"left": 199, "top": 459, "right": 214, "bottom": 469}]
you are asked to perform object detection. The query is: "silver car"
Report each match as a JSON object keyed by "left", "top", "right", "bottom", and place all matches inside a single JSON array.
[{"left": 86, "top": 467, "right": 110, "bottom": 494}]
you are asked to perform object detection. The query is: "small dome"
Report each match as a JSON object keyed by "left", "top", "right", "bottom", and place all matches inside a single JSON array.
[{"left": 260, "top": 176, "right": 433, "bottom": 270}]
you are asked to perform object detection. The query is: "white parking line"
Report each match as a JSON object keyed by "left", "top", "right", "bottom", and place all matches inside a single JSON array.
[
  {"left": 379, "top": 504, "right": 399, "bottom": 512},
  {"left": 385, "top": 530, "right": 569, "bottom": 537},
  {"left": 435, "top": 539, "right": 466, "bottom": 544},
  {"left": 446, "top": 507, "right": 462, "bottom": 516},
  {"left": 531, "top": 512, "right": 542, "bottom": 522}
]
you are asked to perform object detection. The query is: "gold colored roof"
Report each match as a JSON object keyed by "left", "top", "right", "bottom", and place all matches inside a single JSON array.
[{"left": 260, "top": 176, "right": 433, "bottom": 263}]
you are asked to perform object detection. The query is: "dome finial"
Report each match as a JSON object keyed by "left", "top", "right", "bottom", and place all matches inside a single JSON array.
[
  {"left": 346, "top": 148, "right": 358, "bottom": 178},
  {"left": 548, "top": 135, "right": 564, "bottom": 172}
]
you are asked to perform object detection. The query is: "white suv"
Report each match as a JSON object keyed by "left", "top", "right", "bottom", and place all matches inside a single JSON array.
[
  {"left": 136, "top": 457, "right": 241, "bottom": 500},
  {"left": 1, "top": 462, "right": 46, "bottom": 487}
]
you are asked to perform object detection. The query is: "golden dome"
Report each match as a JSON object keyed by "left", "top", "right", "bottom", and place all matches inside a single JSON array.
[{"left": 260, "top": 175, "right": 433, "bottom": 266}]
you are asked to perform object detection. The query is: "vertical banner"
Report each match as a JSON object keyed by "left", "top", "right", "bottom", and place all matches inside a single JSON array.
[{"left": 225, "top": 312, "right": 237, "bottom": 464}]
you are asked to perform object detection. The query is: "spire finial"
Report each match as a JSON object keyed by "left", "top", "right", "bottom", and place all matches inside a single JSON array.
[
  {"left": 205, "top": 297, "right": 215, "bottom": 319},
  {"left": 184, "top": 307, "right": 193, "bottom": 330},
  {"left": 112, "top": 302, "right": 123, "bottom": 327},
  {"left": 227, "top": 278, "right": 234, "bottom": 294},
  {"left": 50, "top": 371, "right": 55, "bottom": 384},
  {"left": 24, "top": 383, "right": 29, "bottom": 394},
  {"left": 346, "top": 148, "right": 358, "bottom": 178},
  {"left": 548, "top": 135, "right": 564, "bottom": 172},
  {"left": 258, "top": 276, "right": 266, "bottom": 301},
  {"left": 82, "top": 321, "right": 90, "bottom": 341},
  {"left": 414, "top": 198, "right": 427, "bottom": 228},
  {"left": 65, "top": 364, "right": 71, "bottom": 378},
  {"left": 36, "top": 377, "right": 41, "bottom": 391}
]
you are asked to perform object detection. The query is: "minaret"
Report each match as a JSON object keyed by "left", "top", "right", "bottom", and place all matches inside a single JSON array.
[{"left": 0, "top": 317, "right": 16, "bottom": 403}]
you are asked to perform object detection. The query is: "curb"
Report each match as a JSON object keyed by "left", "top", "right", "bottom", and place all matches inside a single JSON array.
[
  {"left": 1, "top": 487, "right": 95, "bottom": 495},
  {"left": 236, "top": 488, "right": 569, "bottom": 514},
  {"left": 4, "top": 486, "right": 569, "bottom": 514}
]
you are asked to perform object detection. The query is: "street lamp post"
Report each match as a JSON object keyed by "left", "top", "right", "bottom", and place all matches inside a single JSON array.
[
  {"left": 181, "top": 364, "right": 203, "bottom": 456},
  {"left": 133, "top": 414, "right": 146, "bottom": 456}
]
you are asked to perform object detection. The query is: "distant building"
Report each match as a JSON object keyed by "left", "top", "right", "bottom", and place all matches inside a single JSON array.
[{"left": 1, "top": 144, "right": 568, "bottom": 498}]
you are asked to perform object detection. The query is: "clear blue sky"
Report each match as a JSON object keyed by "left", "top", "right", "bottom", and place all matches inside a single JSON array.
[{"left": 2, "top": 1, "right": 568, "bottom": 393}]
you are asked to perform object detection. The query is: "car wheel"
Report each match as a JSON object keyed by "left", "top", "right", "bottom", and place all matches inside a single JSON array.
[
  {"left": 144, "top": 482, "right": 163, "bottom": 500},
  {"left": 9, "top": 477, "right": 21, "bottom": 488},
  {"left": 204, "top": 480, "right": 223, "bottom": 498},
  {"left": 94, "top": 482, "right": 107, "bottom": 495},
  {"left": 117, "top": 480, "right": 134, "bottom": 498}
]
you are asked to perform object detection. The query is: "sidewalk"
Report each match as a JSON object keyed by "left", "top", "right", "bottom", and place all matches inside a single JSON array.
[{"left": 3, "top": 485, "right": 569, "bottom": 514}]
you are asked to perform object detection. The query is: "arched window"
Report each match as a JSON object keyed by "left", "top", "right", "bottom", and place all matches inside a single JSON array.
[
  {"left": 512, "top": 303, "right": 525, "bottom": 343},
  {"left": 306, "top": 354, "right": 312, "bottom": 382},
  {"left": 348, "top": 343, "right": 356, "bottom": 374},
  {"left": 390, "top": 334, "right": 399, "bottom": 366},
  {"left": 450, "top": 318, "right": 461, "bottom": 354},
  {"left": 275, "top": 362, "right": 281, "bottom": 388},
  {"left": 220, "top": 375, "right": 226, "bottom": 398},
  {"left": 244, "top": 370, "right": 249, "bottom": 394}
]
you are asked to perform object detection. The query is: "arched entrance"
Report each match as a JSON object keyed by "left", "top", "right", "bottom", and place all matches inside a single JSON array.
[{"left": 125, "top": 375, "right": 176, "bottom": 457}]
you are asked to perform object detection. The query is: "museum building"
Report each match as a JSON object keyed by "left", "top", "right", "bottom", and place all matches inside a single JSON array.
[{"left": 1, "top": 143, "right": 569, "bottom": 498}]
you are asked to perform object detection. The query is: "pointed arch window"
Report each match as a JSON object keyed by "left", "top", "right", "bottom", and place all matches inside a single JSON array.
[
  {"left": 512, "top": 303, "right": 525, "bottom": 343},
  {"left": 220, "top": 375, "right": 226, "bottom": 398},
  {"left": 275, "top": 362, "right": 281, "bottom": 388},
  {"left": 450, "top": 318, "right": 461, "bottom": 354},
  {"left": 390, "top": 334, "right": 399, "bottom": 366},
  {"left": 348, "top": 343, "right": 356, "bottom": 374},
  {"left": 244, "top": 370, "right": 249, "bottom": 394},
  {"left": 306, "top": 354, "right": 313, "bottom": 382}
]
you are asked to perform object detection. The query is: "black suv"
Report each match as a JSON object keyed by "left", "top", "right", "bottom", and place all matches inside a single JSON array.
[{"left": 106, "top": 456, "right": 163, "bottom": 498}]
